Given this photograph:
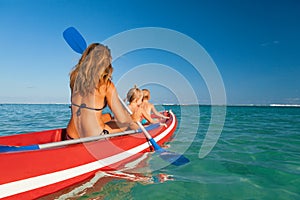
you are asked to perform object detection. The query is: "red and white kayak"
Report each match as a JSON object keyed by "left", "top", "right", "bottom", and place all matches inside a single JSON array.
[{"left": 0, "top": 111, "right": 177, "bottom": 199}]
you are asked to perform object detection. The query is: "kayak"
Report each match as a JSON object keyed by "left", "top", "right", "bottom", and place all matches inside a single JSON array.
[{"left": 0, "top": 110, "right": 177, "bottom": 199}]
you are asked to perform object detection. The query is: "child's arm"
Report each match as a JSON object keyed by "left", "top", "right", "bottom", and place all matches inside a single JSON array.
[
  {"left": 151, "top": 104, "right": 169, "bottom": 119},
  {"left": 142, "top": 108, "right": 158, "bottom": 124}
]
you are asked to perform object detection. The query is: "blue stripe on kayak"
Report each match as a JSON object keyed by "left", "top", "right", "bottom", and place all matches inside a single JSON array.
[
  {"left": 0, "top": 144, "right": 40, "bottom": 153},
  {"left": 138, "top": 123, "right": 160, "bottom": 132}
]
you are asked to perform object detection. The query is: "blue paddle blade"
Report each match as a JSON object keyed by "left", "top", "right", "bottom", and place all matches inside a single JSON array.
[
  {"left": 149, "top": 138, "right": 190, "bottom": 166},
  {"left": 63, "top": 27, "right": 87, "bottom": 54},
  {"left": 159, "top": 150, "right": 190, "bottom": 166},
  {"left": 0, "top": 144, "right": 39, "bottom": 153}
]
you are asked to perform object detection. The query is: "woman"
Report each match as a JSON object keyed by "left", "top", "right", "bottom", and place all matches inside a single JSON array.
[{"left": 66, "top": 43, "right": 137, "bottom": 139}]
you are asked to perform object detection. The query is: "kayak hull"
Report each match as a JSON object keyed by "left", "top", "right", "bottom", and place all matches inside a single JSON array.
[{"left": 0, "top": 111, "right": 177, "bottom": 199}]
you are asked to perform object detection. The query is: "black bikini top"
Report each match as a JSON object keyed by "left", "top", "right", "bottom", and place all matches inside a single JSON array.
[{"left": 71, "top": 99, "right": 107, "bottom": 116}]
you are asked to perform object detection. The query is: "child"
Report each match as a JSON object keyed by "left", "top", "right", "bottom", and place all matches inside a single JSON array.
[
  {"left": 126, "top": 86, "right": 158, "bottom": 125},
  {"left": 141, "top": 89, "right": 169, "bottom": 121}
]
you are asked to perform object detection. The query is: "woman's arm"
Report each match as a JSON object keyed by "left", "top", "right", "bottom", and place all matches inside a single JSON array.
[{"left": 106, "top": 83, "right": 137, "bottom": 128}]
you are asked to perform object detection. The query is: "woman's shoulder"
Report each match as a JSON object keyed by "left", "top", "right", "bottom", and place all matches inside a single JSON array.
[
  {"left": 98, "top": 80, "right": 115, "bottom": 93},
  {"left": 106, "top": 80, "right": 116, "bottom": 90}
]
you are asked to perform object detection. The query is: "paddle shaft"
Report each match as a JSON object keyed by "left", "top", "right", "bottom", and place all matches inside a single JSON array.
[
  {"left": 118, "top": 96, "right": 162, "bottom": 150},
  {"left": 39, "top": 129, "right": 139, "bottom": 149}
]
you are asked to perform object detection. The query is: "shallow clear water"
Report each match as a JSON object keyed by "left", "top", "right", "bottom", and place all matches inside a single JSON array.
[{"left": 0, "top": 104, "right": 299, "bottom": 199}]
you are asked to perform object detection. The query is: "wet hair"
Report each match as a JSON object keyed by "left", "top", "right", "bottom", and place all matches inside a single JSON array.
[
  {"left": 142, "top": 89, "right": 150, "bottom": 100},
  {"left": 70, "top": 43, "right": 113, "bottom": 96},
  {"left": 127, "top": 85, "right": 143, "bottom": 103}
]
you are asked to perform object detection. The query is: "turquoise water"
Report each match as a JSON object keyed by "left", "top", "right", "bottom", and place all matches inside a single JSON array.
[{"left": 0, "top": 104, "right": 300, "bottom": 199}]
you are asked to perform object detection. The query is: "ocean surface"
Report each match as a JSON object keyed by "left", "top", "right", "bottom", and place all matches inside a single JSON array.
[{"left": 0, "top": 104, "right": 299, "bottom": 199}]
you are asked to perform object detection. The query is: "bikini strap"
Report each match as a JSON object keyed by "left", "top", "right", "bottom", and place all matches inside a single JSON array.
[{"left": 71, "top": 103, "right": 103, "bottom": 116}]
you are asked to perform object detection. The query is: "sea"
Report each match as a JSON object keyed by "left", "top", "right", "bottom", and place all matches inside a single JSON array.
[{"left": 0, "top": 104, "right": 299, "bottom": 200}]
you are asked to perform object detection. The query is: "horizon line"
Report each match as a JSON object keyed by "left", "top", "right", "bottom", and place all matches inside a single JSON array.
[{"left": 1, "top": 103, "right": 300, "bottom": 107}]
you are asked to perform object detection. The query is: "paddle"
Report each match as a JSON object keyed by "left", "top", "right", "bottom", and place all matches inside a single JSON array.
[
  {"left": 62, "top": 27, "right": 189, "bottom": 166},
  {"left": 63, "top": 27, "right": 87, "bottom": 54},
  {"left": 0, "top": 124, "right": 160, "bottom": 153},
  {"left": 118, "top": 96, "right": 189, "bottom": 166}
]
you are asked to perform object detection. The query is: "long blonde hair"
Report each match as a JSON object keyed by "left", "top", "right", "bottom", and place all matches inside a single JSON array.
[{"left": 70, "top": 43, "right": 112, "bottom": 96}]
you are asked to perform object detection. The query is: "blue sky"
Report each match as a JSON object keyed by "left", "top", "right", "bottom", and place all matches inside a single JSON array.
[{"left": 0, "top": 0, "right": 299, "bottom": 105}]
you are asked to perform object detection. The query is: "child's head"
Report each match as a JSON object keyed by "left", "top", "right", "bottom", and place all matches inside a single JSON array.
[
  {"left": 127, "top": 86, "right": 143, "bottom": 105},
  {"left": 142, "top": 89, "right": 150, "bottom": 101}
]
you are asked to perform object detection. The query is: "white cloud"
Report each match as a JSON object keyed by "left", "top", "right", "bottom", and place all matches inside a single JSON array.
[{"left": 260, "top": 40, "right": 280, "bottom": 47}]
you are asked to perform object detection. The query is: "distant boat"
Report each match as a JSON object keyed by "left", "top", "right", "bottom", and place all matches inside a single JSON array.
[{"left": 270, "top": 104, "right": 300, "bottom": 107}]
